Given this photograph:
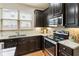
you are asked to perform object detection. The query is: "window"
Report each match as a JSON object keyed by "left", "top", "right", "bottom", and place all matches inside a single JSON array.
[
  {"left": 2, "top": 9, "right": 18, "bottom": 19},
  {"left": 0, "top": 9, "right": 1, "bottom": 19},
  {"left": 0, "top": 20, "right": 1, "bottom": 30},
  {"left": 0, "top": 9, "right": 1, "bottom": 30},
  {"left": 19, "top": 11, "right": 32, "bottom": 20},
  {"left": 3, "top": 20, "right": 17, "bottom": 30},
  {"left": 0, "top": 9, "right": 33, "bottom": 31},
  {"left": 19, "top": 11, "right": 33, "bottom": 29},
  {"left": 20, "top": 21, "right": 32, "bottom": 29}
]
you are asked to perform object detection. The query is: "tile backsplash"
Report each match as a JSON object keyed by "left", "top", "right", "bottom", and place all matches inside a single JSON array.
[
  {"left": 66, "top": 28, "right": 79, "bottom": 43},
  {"left": 47, "top": 27, "right": 79, "bottom": 43}
]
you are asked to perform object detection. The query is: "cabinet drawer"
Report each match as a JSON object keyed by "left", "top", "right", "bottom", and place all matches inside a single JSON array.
[
  {"left": 3, "top": 39, "right": 17, "bottom": 49},
  {"left": 59, "top": 44, "right": 73, "bottom": 55}
]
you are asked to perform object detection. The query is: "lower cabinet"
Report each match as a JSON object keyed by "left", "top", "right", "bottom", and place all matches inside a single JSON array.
[
  {"left": 58, "top": 43, "right": 73, "bottom": 56},
  {"left": 15, "top": 36, "right": 42, "bottom": 56},
  {"left": 29, "top": 36, "right": 42, "bottom": 52},
  {"left": 4, "top": 39, "right": 17, "bottom": 49},
  {"left": 15, "top": 37, "right": 30, "bottom": 56}
]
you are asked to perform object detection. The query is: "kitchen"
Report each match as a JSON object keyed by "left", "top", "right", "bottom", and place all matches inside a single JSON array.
[{"left": 0, "top": 3, "right": 79, "bottom": 56}]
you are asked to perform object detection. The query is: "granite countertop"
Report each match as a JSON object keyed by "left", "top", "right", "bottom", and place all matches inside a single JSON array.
[
  {"left": 59, "top": 40, "right": 79, "bottom": 49},
  {"left": 0, "top": 33, "right": 49, "bottom": 40}
]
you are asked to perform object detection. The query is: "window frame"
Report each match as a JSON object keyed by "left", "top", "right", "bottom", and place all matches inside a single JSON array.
[{"left": 0, "top": 8, "right": 34, "bottom": 31}]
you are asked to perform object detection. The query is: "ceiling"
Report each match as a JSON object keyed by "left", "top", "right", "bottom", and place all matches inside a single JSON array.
[{"left": 23, "top": 3, "right": 49, "bottom": 10}]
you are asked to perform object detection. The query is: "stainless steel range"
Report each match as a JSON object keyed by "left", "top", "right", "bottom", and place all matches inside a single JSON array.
[{"left": 43, "top": 30, "right": 69, "bottom": 56}]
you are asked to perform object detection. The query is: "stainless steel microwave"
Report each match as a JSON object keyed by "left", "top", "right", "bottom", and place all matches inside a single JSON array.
[{"left": 48, "top": 16, "right": 63, "bottom": 27}]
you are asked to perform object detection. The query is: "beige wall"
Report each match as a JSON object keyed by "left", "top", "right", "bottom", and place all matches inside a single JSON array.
[{"left": 0, "top": 3, "right": 44, "bottom": 10}]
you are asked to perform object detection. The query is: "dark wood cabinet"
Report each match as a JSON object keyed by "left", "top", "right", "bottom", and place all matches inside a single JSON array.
[
  {"left": 49, "top": 3, "right": 63, "bottom": 18},
  {"left": 15, "top": 36, "right": 43, "bottom": 56},
  {"left": 29, "top": 36, "right": 42, "bottom": 51},
  {"left": 34, "top": 10, "right": 48, "bottom": 27},
  {"left": 58, "top": 43, "right": 79, "bottom": 56},
  {"left": 46, "top": 3, "right": 64, "bottom": 27},
  {"left": 58, "top": 44, "right": 72, "bottom": 56},
  {"left": 0, "top": 39, "right": 17, "bottom": 49},
  {"left": 15, "top": 37, "right": 30, "bottom": 56},
  {"left": 58, "top": 43, "right": 73, "bottom": 56},
  {"left": 65, "top": 3, "right": 79, "bottom": 27}
]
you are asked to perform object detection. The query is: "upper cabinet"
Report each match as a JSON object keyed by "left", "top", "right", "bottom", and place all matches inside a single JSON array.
[
  {"left": 2, "top": 9, "right": 18, "bottom": 19},
  {"left": 65, "top": 3, "right": 79, "bottom": 27},
  {"left": 46, "top": 3, "right": 64, "bottom": 27},
  {"left": 34, "top": 10, "right": 48, "bottom": 27},
  {"left": 48, "top": 3, "right": 63, "bottom": 18}
]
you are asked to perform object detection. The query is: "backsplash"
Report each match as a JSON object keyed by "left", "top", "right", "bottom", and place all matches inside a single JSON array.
[
  {"left": 66, "top": 28, "right": 79, "bottom": 43},
  {"left": 0, "top": 27, "right": 79, "bottom": 43},
  {"left": 47, "top": 27, "right": 79, "bottom": 43},
  {"left": 0, "top": 30, "right": 41, "bottom": 38}
]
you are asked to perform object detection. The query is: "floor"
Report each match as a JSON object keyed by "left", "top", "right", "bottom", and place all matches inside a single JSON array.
[{"left": 23, "top": 50, "right": 46, "bottom": 56}]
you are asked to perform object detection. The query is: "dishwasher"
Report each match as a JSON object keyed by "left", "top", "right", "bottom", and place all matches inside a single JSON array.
[
  {"left": 3, "top": 47, "right": 16, "bottom": 56},
  {"left": 0, "top": 39, "right": 17, "bottom": 56},
  {"left": 0, "top": 42, "right": 4, "bottom": 56}
]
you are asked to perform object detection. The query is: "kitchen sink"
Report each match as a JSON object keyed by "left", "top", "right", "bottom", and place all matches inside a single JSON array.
[{"left": 8, "top": 34, "right": 26, "bottom": 38}]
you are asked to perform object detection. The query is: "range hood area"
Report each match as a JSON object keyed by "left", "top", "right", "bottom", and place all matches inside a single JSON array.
[{"left": 0, "top": 3, "right": 79, "bottom": 56}]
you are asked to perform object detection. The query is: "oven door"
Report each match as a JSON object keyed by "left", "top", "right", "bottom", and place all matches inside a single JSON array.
[{"left": 44, "top": 39, "right": 56, "bottom": 56}]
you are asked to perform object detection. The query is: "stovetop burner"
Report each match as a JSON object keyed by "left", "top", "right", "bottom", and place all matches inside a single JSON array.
[{"left": 46, "top": 35, "right": 67, "bottom": 42}]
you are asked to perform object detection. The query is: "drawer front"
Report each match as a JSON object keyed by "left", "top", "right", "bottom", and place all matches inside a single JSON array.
[
  {"left": 4, "top": 39, "right": 17, "bottom": 49},
  {"left": 59, "top": 44, "right": 73, "bottom": 55}
]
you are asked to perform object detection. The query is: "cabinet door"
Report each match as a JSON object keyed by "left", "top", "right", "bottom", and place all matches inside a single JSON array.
[
  {"left": 50, "top": 3, "right": 62, "bottom": 17},
  {"left": 29, "top": 37, "right": 36, "bottom": 52},
  {"left": 55, "top": 3, "right": 62, "bottom": 16},
  {"left": 48, "top": 4, "right": 53, "bottom": 16},
  {"left": 65, "top": 3, "right": 78, "bottom": 27},
  {"left": 34, "top": 10, "right": 44, "bottom": 27},
  {"left": 15, "top": 38, "right": 30, "bottom": 56},
  {"left": 29, "top": 36, "right": 42, "bottom": 52},
  {"left": 35, "top": 36, "right": 42, "bottom": 50},
  {"left": 4, "top": 39, "right": 17, "bottom": 49},
  {"left": 2, "top": 9, "right": 18, "bottom": 19},
  {"left": 15, "top": 36, "right": 42, "bottom": 56}
]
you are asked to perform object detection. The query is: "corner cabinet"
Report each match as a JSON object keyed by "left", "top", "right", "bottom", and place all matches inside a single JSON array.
[
  {"left": 34, "top": 10, "right": 48, "bottom": 27},
  {"left": 65, "top": 3, "right": 79, "bottom": 27}
]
